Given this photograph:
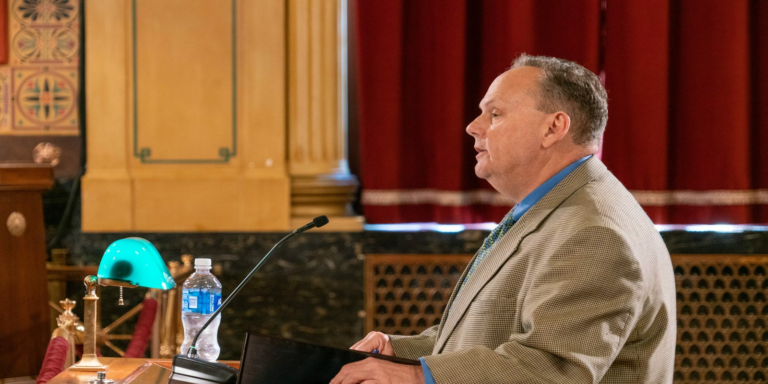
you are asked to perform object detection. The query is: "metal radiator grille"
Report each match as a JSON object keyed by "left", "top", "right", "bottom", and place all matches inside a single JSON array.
[
  {"left": 672, "top": 255, "right": 768, "bottom": 383},
  {"left": 365, "top": 253, "right": 768, "bottom": 383},
  {"left": 365, "top": 254, "right": 473, "bottom": 335}
]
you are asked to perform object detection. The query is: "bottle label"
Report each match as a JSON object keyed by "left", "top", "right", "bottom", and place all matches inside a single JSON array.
[
  {"left": 184, "top": 288, "right": 200, "bottom": 313},
  {"left": 181, "top": 285, "right": 220, "bottom": 314},
  {"left": 182, "top": 289, "right": 189, "bottom": 312},
  {"left": 199, "top": 289, "right": 211, "bottom": 314},
  {"left": 198, "top": 290, "right": 223, "bottom": 314}
]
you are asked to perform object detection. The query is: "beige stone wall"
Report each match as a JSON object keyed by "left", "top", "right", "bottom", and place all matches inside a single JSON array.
[{"left": 82, "top": 0, "right": 359, "bottom": 232}]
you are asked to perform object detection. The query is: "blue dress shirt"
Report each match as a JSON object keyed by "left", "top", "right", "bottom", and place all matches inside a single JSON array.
[{"left": 418, "top": 155, "right": 591, "bottom": 384}]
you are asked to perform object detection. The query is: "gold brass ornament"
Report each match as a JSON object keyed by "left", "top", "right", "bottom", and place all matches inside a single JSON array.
[
  {"left": 56, "top": 298, "right": 79, "bottom": 329},
  {"left": 6, "top": 211, "right": 26, "bottom": 237},
  {"left": 51, "top": 299, "right": 80, "bottom": 369},
  {"left": 33, "top": 142, "right": 62, "bottom": 166}
]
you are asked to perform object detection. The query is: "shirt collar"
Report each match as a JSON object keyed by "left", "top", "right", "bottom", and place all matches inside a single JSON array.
[{"left": 512, "top": 155, "right": 592, "bottom": 221}]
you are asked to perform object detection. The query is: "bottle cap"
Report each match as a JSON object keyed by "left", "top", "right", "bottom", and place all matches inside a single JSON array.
[{"left": 194, "top": 258, "right": 212, "bottom": 268}]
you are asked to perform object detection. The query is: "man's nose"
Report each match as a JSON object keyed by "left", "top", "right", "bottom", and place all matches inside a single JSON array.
[{"left": 466, "top": 116, "right": 483, "bottom": 138}]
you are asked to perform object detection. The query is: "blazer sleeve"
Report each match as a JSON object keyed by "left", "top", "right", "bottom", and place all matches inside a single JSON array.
[
  {"left": 388, "top": 324, "right": 440, "bottom": 360},
  {"left": 422, "top": 226, "right": 646, "bottom": 384}
]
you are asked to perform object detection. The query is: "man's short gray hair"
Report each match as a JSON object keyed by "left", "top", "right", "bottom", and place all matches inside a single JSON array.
[{"left": 510, "top": 54, "right": 608, "bottom": 145}]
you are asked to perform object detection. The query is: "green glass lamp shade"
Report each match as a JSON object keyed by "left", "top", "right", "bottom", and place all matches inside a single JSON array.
[{"left": 97, "top": 237, "right": 176, "bottom": 290}]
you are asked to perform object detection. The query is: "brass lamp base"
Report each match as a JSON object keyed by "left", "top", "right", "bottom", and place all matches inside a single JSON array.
[
  {"left": 68, "top": 354, "right": 106, "bottom": 371},
  {"left": 71, "top": 276, "right": 106, "bottom": 371}
]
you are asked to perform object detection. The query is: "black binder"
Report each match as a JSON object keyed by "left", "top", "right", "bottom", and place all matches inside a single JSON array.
[{"left": 237, "top": 333, "right": 420, "bottom": 384}]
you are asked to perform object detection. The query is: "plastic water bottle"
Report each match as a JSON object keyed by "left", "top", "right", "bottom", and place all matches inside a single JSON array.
[{"left": 180, "top": 258, "right": 223, "bottom": 361}]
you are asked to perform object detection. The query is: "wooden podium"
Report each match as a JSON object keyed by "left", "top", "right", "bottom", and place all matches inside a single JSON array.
[
  {"left": 0, "top": 164, "right": 54, "bottom": 378},
  {"left": 48, "top": 359, "right": 240, "bottom": 384}
]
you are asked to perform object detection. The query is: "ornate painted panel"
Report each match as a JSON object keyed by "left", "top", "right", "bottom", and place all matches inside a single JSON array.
[{"left": 0, "top": 0, "right": 80, "bottom": 134}]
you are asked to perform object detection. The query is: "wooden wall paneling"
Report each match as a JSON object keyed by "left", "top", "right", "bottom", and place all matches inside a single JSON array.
[{"left": 0, "top": 164, "right": 53, "bottom": 378}]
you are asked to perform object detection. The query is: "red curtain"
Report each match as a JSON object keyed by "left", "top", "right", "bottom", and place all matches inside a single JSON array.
[
  {"left": 602, "top": 0, "right": 768, "bottom": 224},
  {"left": 356, "top": 0, "right": 600, "bottom": 223},
  {"left": 356, "top": 0, "right": 768, "bottom": 224}
]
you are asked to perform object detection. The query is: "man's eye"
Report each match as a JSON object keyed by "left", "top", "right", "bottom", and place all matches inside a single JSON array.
[{"left": 491, "top": 113, "right": 499, "bottom": 118}]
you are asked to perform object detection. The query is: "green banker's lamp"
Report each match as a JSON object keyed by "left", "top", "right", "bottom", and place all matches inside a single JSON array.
[{"left": 70, "top": 237, "right": 176, "bottom": 371}]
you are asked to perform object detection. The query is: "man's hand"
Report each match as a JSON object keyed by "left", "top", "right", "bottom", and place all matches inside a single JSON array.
[
  {"left": 350, "top": 331, "right": 395, "bottom": 356},
  {"left": 330, "top": 358, "right": 425, "bottom": 384}
]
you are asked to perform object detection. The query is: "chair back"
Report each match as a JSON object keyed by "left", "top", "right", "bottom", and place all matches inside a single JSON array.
[{"left": 35, "top": 337, "right": 70, "bottom": 384}]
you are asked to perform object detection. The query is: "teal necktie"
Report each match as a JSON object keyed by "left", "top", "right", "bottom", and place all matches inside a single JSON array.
[{"left": 454, "top": 210, "right": 516, "bottom": 300}]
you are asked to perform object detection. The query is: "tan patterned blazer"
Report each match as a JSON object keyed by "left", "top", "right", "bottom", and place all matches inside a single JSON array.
[{"left": 389, "top": 157, "right": 676, "bottom": 383}]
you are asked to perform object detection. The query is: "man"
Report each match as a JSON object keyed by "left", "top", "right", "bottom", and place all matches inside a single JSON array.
[{"left": 331, "top": 54, "right": 676, "bottom": 383}]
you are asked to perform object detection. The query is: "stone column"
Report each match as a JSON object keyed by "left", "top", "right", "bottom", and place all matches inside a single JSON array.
[{"left": 288, "top": 0, "right": 362, "bottom": 230}]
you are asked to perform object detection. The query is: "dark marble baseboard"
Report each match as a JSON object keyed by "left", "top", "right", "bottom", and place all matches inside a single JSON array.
[{"left": 55, "top": 229, "right": 768, "bottom": 360}]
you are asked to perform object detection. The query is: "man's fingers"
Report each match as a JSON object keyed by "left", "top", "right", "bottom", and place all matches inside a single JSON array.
[
  {"left": 350, "top": 331, "right": 377, "bottom": 351},
  {"left": 349, "top": 332, "right": 395, "bottom": 356},
  {"left": 351, "top": 331, "right": 385, "bottom": 352},
  {"left": 330, "top": 361, "right": 353, "bottom": 384},
  {"left": 332, "top": 358, "right": 421, "bottom": 384},
  {"left": 349, "top": 339, "right": 365, "bottom": 350},
  {"left": 350, "top": 339, "right": 374, "bottom": 351},
  {"left": 331, "top": 359, "right": 373, "bottom": 384},
  {"left": 339, "top": 371, "right": 367, "bottom": 384}
]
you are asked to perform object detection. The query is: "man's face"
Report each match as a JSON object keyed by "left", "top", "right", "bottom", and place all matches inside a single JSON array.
[{"left": 466, "top": 67, "right": 550, "bottom": 191}]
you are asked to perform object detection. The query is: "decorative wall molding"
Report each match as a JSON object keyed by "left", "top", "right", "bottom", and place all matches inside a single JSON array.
[
  {"left": 362, "top": 189, "right": 515, "bottom": 207},
  {"left": 362, "top": 189, "right": 768, "bottom": 207},
  {"left": 631, "top": 189, "right": 768, "bottom": 206},
  {"left": 82, "top": 0, "right": 291, "bottom": 232}
]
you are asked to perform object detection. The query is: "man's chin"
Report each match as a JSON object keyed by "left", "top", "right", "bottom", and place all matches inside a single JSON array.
[{"left": 474, "top": 167, "right": 490, "bottom": 180}]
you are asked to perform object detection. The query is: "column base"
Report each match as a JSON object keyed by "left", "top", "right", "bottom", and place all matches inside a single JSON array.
[{"left": 291, "top": 174, "right": 360, "bottom": 227}]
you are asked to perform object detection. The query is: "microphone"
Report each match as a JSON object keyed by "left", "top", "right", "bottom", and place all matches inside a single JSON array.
[
  {"left": 171, "top": 216, "right": 330, "bottom": 384},
  {"left": 294, "top": 215, "right": 330, "bottom": 234}
]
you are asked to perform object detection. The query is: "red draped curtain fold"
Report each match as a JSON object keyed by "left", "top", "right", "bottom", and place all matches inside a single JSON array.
[
  {"left": 356, "top": 0, "right": 768, "bottom": 224},
  {"left": 602, "top": 0, "right": 768, "bottom": 224}
]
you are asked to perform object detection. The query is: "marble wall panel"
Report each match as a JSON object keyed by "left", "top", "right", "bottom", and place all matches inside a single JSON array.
[{"left": 56, "top": 230, "right": 768, "bottom": 359}]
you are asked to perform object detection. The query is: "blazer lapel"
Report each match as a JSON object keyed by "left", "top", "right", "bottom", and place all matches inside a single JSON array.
[{"left": 433, "top": 157, "right": 607, "bottom": 353}]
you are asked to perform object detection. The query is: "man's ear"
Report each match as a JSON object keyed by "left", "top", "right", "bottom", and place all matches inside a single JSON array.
[{"left": 542, "top": 111, "right": 570, "bottom": 148}]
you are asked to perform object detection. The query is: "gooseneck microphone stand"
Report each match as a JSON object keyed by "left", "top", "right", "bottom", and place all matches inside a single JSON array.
[{"left": 172, "top": 215, "right": 330, "bottom": 384}]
